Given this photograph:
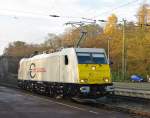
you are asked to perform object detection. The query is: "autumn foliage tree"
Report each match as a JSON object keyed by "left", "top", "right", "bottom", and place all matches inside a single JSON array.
[
  {"left": 3, "top": 3, "right": 150, "bottom": 81},
  {"left": 137, "top": 3, "right": 150, "bottom": 27},
  {"left": 3, "top": 41, "right": 49, "bottom": 57}
]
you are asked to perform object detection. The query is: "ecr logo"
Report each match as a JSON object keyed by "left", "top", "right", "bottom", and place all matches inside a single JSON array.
[
  {"left": 29, "top": 63, "right": 46, "bottom": 78},
  {"left": 29, "top": 63, "right": 36, "bottom": 78}
]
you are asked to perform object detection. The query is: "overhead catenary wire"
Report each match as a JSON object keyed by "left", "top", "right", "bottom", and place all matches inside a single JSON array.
[
  {"left": 0, "top": 0, "right": 144, "bottom": 24},
  {"left": 0, "top": 8, "right": 86, "bottom": 20},
  {"left": 0, "top": 0, "right": 138, "bottom": 19},
  {"left": 48, "top": 0, "right": 142, "bottom": 22},
  {"left": 90, "top": 0, "right": 141, "bottom": 19},
  {"left": 0, "top": 8, "right": 49, "bottom": 16}
]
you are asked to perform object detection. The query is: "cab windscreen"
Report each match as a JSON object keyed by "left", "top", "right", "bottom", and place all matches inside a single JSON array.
[{"left": 77, "top": 52, "right": 107, "bottom": 64}]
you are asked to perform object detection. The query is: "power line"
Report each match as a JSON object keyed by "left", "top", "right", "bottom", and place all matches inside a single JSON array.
[
  {"left": 90, "top": 0, "right": 140, "bottom": 19},
  {"left": 0, "top": 8, "right": 48, "bottom": 16},
  {"left": 0, "top": 0, "right": 142, "bottom": 22},
  {"left": 0, "top": 8, "right": 86, "bottom": 20}
]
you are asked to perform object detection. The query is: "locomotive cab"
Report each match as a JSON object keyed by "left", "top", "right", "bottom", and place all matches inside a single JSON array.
[{"left": 77, "top": 52, "right": 111, "bottom": 84}]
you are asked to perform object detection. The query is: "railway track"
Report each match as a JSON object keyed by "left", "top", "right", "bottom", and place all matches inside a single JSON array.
[
  {"left": 0, "top": 83, "right": 150, "bottom": 118},
  {"left": 73, "top": 95, "right": 150, "bottom": 118}
]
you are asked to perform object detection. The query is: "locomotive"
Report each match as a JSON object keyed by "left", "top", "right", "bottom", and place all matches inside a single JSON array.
[{"left": 18, "top": 48, "right": 113, "bottom": 98}]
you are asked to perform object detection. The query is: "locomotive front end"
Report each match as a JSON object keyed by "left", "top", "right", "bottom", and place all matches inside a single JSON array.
[{"left": 76, "top": 48, "right": 113, "bottom": 97}]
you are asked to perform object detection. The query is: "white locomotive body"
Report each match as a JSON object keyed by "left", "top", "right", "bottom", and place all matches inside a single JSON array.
[
  {"left": 18, "top": 48, "right": 113, "bottom": 98},
  {"left": 18, "top": 48, "right": 78, "bottom": 83}
]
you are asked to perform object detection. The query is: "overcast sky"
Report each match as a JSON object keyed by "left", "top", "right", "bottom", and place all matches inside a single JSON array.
[{"left": 0, "top": 0, "right": 148, "bottom": 54}]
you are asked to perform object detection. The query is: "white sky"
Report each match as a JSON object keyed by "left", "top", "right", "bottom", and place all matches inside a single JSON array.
[{"left": 0, "top": 0, "right": 148, "bottom": 54}]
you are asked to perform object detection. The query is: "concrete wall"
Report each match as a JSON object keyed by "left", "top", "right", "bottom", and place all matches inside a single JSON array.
[{"left": 0, "top": 56, "right": 22, "bottom": 79}]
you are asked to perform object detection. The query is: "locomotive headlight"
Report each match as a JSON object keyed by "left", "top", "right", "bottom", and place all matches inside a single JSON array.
[
  {"left": 81, "top": 79, "right": 85, "bottom": 83},
  {"left": 91, "top": 66, "right": 96, "bottom": 70},
  {"left": 80, "top": 79, "right": 88, "bottom": 83},
  {"left": 103, "top": 77, "right": 109, "bottom": 82}
]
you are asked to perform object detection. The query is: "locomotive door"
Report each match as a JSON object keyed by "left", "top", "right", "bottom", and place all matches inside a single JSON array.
[{"left": 59, "top": 55, "right": 69, "bottom": 83}]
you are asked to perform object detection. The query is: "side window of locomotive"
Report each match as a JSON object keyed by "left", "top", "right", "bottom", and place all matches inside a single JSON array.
[{"left": 65, "top": 55, "right": 69, "bottom": 65}]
